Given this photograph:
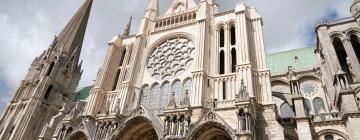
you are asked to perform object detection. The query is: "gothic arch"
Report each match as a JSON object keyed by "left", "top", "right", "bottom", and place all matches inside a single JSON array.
[
  {"left": 345, "top": 28, "right": 360, "bottom": 37},
  {"left": 329, "top": 32, "right": 345, "bottom": 40},
  {"left": 188, "top": 121, "right": 233, "bottom": 140},
  {"left": 65, "top": 130, "right": 90, "bottom": 140},
  {"left": 315, "top": 129, "right": 349, "bottom": 140},
  {"left": 110, "top": 116, "right": 160, "bottom": 140}
]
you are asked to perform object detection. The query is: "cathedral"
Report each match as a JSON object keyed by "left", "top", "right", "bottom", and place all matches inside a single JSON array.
[{"left": 1, "top": 0, "right": 360, "bottom": 139}]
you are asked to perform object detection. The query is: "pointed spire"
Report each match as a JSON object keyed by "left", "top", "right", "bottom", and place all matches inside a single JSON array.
[
  {"left": 55, "top": 0, "right": 93, "bottom": 55},
  {"left": 122, "top": 16, "right": 132, "bottom": 36},
  {"left": 146, "top": 0, "right": 159, "bottom": 11}
]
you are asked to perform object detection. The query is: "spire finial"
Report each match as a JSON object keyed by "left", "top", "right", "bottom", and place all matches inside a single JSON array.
[{"left": 122, "top": 16, "right": 132, "bottom": 36}]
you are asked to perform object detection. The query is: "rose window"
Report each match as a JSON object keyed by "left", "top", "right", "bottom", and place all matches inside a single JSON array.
[
  {"left": 147, "top": 38, "right": 195, "bottom": 80},
  {"left": 300, "top": 80, "right": 320, "bottom": 97}
]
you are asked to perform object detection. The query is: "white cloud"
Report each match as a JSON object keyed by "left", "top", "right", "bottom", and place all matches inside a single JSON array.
[{"left": 0, "top": 0, "right": 353, "bottom": 114}]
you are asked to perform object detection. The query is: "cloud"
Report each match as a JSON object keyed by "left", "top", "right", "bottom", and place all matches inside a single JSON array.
[{"left": 0, "top": 0, "right": 352, "bottom": 114}]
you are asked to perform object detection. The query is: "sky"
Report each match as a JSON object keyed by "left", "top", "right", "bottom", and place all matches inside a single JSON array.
[{"left": 0, "top": 0, "right": 352, "bottom": 114}]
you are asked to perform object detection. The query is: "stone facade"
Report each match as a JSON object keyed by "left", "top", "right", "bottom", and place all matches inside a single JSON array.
[{"left": 0, "top": 0, "right": 360, "bottom": 140}]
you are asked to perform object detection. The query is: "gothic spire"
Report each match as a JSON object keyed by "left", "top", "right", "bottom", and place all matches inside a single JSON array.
[
  {"left": 146, "top": 0, "right": 159, "bottom": 12},
  {"left": 55, "top": 0, "right": 93, "bottom": 55},
  {"left": 122, "top": 16, "right": 132, "bottom": 36}
]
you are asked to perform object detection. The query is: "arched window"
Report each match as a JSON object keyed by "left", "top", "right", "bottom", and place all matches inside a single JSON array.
[
  {"left": 324, "top": 135, "right": 334, "bottom": 140},
  {"left": 44, "top": 85, "right": 53, "bottom": 100},
  {"left": 230, "top": 25, "right": 236, "bottom": 45},
  {"left": 333, "top": 37, "right": 353, "bottom": 83},
  {"left": 280, "top": 103, "right": 294, "bottom": 118},
  {"left": 141, "top": 86, "right": 150, "bottom": 106},
  {"left": 183, "top": 79, "right": 192, "bottom": 95},
  {"left": 304, "top": 99, "right": 312, "bottom": 116},
  {"left": 171, "top": 80, "right": 181, "bottom": 104},
  {"left": 150, "top": 84, "right": 160, "bottom": 109},
  {"left": 231, "top": 48, "right": 237, "bottom": 73},
  {"left": 313, "top": 97, "right": 325, "bottom": 114},
  {"left": 112, "top": 70, "right": 121, "bottom": 91},
  {"left": 350, "top": 34, "right": 360, "bottom": 62},
  {"left": 219, "top": 28, "right": 225, "bottom": 47},
  {"left": 160, "top": 82, "right": 170, "bottom": 110},
  {"left": 219, "top": 50, "right": 225, "bottom": 74},
  {"left": 119, "top": 50, "right": 127, "bottom": 66},
  {"left": 46, "top": 62, "right": 55, "bottom": 76}
]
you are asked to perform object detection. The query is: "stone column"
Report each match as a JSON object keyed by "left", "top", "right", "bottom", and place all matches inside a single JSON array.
[
  {"left": 293, "top": 97, "right": 313, "bottom": 140},
  {"left": 346, "top": 117, "right": 360, "bottom": 140}
]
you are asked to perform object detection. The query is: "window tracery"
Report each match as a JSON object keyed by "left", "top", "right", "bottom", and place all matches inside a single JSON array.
[
  {"left": 313, "top": 97, "right": 326, "bottom": 114},
  {"left": 300, "top": 80, "right": 320, "bottom": 97},
  {"left": 147, "top": 38, "right": 195, "bottom": 80}
]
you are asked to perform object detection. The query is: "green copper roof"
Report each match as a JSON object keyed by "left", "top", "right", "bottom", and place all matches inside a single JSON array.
[
  {"left": 75, "top": 86, "right": 93, "bottom": 102},
  {"left": 266, "top": 47, "right": 319, "bottom": 74}
]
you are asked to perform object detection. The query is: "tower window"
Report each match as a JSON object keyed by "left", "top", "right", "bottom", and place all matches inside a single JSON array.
[
  {"left": 231, "top": 48, "right": 237, "bottom": 73},
  {"left": 222, "top": 81, "right": 226, "bottom": 100},
  {"left": 119, "top": 50, "right": 127, "bottom": 66},
  {"left": 46, "top": 62, "right": 55, "bottom": 76},
  {"left": 333, "top": 38, "right": 353, "bottom": 83},
  {"left": 112, "top": 70, "right": 121, "bottom": 91},
  {"left": 230, "top": 26, "right": 236, "bottom": 45},
  {"left": 219, "top": 28, "right": 225, "bottom": 47},
  {"left": 44, "top": 85, "right": 53, "bottom": 100},
  {"left": 219, "top": 51, "right": 225, "bottom": 74},
  {"left": 350, "top": 34, "right": 360, "bottom": 63}
]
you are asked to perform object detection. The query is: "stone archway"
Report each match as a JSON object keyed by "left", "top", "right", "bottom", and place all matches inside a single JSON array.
[
  {"left": 67, "top": 131, "right": 88, "bottom": 140},
  {"left": 113, "top": 117, "right": 159, "bottom": 140},
  {"left": 190, "top": 122, "right": 232, "bottom": 140}
]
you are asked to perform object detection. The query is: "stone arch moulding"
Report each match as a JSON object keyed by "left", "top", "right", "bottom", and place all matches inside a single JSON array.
[
  {"left": 187, "top": 121, "right": 234, "bottom": 140},
  {"left": 315, "top": 129, "right": 349, "bottom": 140},
  {"left": 187, "top": 110, "right": 235, "bottom": 140},
  {"left": 65, "top": 129, "right": 91, "bottom": 140},
  {"left": 109, "top": 115, "right": 162, "bottom": 140},
  {"left": 329, "top": 31, "right": 345, "bottom": 40},
  {"left": 345, "top": 28, "right": 360, "bottom": 37}
]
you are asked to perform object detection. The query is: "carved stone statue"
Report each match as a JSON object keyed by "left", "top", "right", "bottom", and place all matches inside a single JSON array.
[{"left": 167, "top": 92, "right": 177, "bottom": 109}]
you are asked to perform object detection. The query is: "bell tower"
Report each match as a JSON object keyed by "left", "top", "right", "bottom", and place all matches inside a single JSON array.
[{"left": 0, "top": 0, "right": 93, "bottom": 139}]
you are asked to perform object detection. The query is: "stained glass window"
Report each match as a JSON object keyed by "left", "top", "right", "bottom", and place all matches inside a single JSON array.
[
  {"left": 141, "top": 86, "right": 150, "bottom": 106},
  {"left": 150, "top": 84, "right": 160, "bottom": 109},
  {"left": 304, "top": 99, "right": 312, "bottom": 116},
  {"left": 160, "top": 82, "right": 170, "bottom": 110},
  {"left": 280, "top": 103, "right": 294, "bottom": 118},
  {"left": 183, "top": 79, "right": 192, "bottom": 95},
  {"left": 313, "top": 97, "right": 325, "bottom": 114},
  {"left": 171, "top": 80, "right": 181, "bottom": 104}
]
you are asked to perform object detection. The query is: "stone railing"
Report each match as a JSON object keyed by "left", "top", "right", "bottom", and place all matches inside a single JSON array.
[
  {"left": 312, "top": 112, "right": 341, "bottom": 122},
  {"left": 154, "top": 10, "right": 197, "bottom": 32}
]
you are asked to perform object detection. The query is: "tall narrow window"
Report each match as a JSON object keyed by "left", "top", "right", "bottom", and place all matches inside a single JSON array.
[
  {"left": 313, "top": 97, "right": 325, "bottom": 114},
  {"left": 304, "top": 99, "right": 312, "bottom": 116},
  {"left": 333, "top": 38, "right": 353, "bottom": 83},
  {"left": 219, "top": 28, "right": 225, "bottom": 47},
  {"left": 219, "top": 51, "right": 225, "bottom": 74},
  {"left": 112, "top": 70, "right": 120, "bottom": 91},
  {"left": 230, "top": 26, "right": 236, "bottom": 45},
  {"left": 280, "top": 103, "right": 294, "bottom": 118},
  {"left": 150, "top": 84, "right": 160, "bottom": 109},
  {"left": 44, "top": 85, "right": 53, "bottom": 100},
  {"left": 141, "top": 86, "right": 150, "bottom": 106},
  {"left": 171, "top": 80, "right": 181, "bottom": 104},
  {"left": 231, "top": 48, "right": 237, "bottom": 73},
  {"left": 183, "top": 79, "right": 192, "bottom": 95},
  {"left": 46, "top": 62, "right": 55, "bottom": 76},
  {"left": 160, "top": 82, "right": 170, "bottom": 110},
  {"left": 222, "top": 81, "right": 226, "bottom": 100},
  {"left": 119, "top": 50, "right": 127, "bottom": 66},
  {"left": 350, "top": 34, "right": 360, "bottom": 63}
]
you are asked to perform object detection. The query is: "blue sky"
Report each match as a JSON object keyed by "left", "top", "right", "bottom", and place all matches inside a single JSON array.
[{"left": 0, "top": 0, "right": 352, "bottom": 114}]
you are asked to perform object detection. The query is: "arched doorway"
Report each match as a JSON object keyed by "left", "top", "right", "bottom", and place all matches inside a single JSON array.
[
  {"left": 113, "top": 117, "right": 159, "bottom": 140},
  {"left": 67, "top": 131, "right": 88, "bottom": 140},
  {"left": 190, "top": 122, "right": 232, "bottom": 140}
]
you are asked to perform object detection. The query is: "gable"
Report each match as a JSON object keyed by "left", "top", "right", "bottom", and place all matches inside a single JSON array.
[{"left": 164, "top": 0, "right": 199, "bottom": 15}]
